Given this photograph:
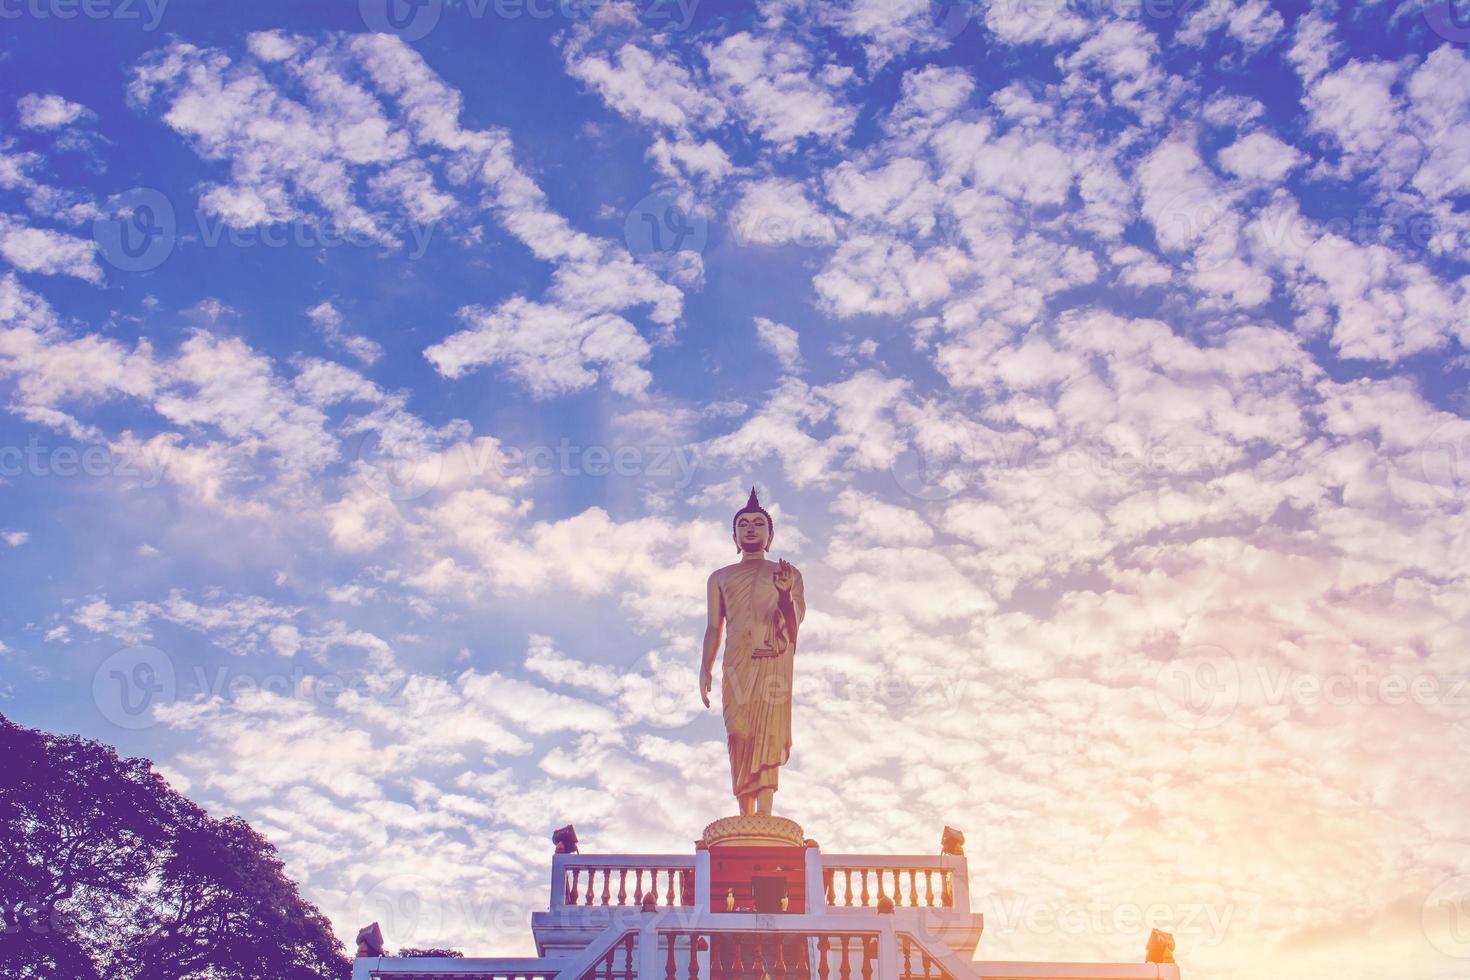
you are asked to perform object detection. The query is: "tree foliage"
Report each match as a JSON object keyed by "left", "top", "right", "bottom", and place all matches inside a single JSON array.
[{"left": 0, "top": 714, "right": 350, "bottom": 980}]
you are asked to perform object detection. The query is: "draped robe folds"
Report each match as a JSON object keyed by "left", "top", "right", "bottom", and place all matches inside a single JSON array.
[{"left": 714, "top": 559, "right": 805, "bottom": 798}]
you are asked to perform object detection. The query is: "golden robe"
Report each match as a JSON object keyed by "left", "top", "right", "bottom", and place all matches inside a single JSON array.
[{"left": 713, "top": 559, "right": 805, "bottom": 798}]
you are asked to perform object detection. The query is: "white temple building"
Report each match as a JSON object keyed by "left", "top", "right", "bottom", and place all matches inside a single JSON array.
[{"left": 351, "top": 823, "right": 1182, "bottom": 980}]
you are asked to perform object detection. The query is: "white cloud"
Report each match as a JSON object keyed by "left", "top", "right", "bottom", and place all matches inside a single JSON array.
[
  {"left": 307, "top": 301, "right": 383, "bottom": 365},
  {"left": 425, "top": 299, "right": 653, "bottom": 398},
  {"left": 729, "top": 178, "right": 836, "bottom": 246},
  {"left": 17, "top": 93, "right": 91, "bottom": 130},
  {"left": 705, "top": 32, "right": 857, "bottom": 150},
  {"left": 1177, "top": 0, "right": 1285, "bottom": 50},
  {"left": 563, "top": 42, "right": 725, "bottom": 132},
  {"left": 0, "top": 216, "right": 102, "bottom": 282},
  {"left": 753, "top": 317, "right": 802, "bottom": 373},
  {"left": 2, "top": 530, "right": 28, "bottom": 547},
  {"left": 1218, "top": 131, "right": 1307, "bottom": 182},
  {"left": 134, "top": 34, "right": 685, "bottom": 401}
]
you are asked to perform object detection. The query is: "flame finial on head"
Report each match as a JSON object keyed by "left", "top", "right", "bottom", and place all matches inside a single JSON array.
[{"left": 732, "top": 485, "right": 774, "bottom": 551}]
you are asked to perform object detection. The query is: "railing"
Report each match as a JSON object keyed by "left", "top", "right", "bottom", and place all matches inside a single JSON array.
[
  {"left": 556, "top": 856, "right": 698, "bottom": 909},
  {"left": 820, "top": 857, "right": 959, "bottom": 910},
  {"left": 898, "top": 935, "right": 956, "bottom": 980},
  {"left": 580, "top": 931, "right": 637, "bottom": 980},
  {"left": 358, "top": 924, "right": 639, "bottom": 980},
  {"left": 363, "top": 957, "right": 560, "bottom": 979},
  {"left": 659, "top": 928, "right": 881, "bottom": 980}
]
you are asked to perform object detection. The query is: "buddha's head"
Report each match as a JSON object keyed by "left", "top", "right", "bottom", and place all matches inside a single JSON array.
[{"left": 732, "top": 487, "right": 774, "bottom": 555}]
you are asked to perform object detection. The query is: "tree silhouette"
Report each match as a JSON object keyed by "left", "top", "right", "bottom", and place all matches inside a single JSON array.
[{"left": 0, "top": 714, "right": 350, "bottom": 979}]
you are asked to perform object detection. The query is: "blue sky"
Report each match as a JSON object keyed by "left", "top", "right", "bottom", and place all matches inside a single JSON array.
[{"left": 3, "top": 1, "right": 1470, "bottom": 977}]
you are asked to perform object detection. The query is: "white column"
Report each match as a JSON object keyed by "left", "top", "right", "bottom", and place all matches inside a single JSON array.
[
  {"left": 637, "top": 913, "right": 663, "bottom": 980},
  {"left": 945, "top": 854, "right": 970, "bottom": 911},
  {"left": 804, "top": 846, "right": 826, "bottom": 911},
  {"left": 694, "top": 849, "right": 712, "bottom": 910},
  {"left": 877, "top": 921, "right": 898, "bottom": 980},
  {"left": 551, "top": 853, "right": 568, "bottom": 910}
]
